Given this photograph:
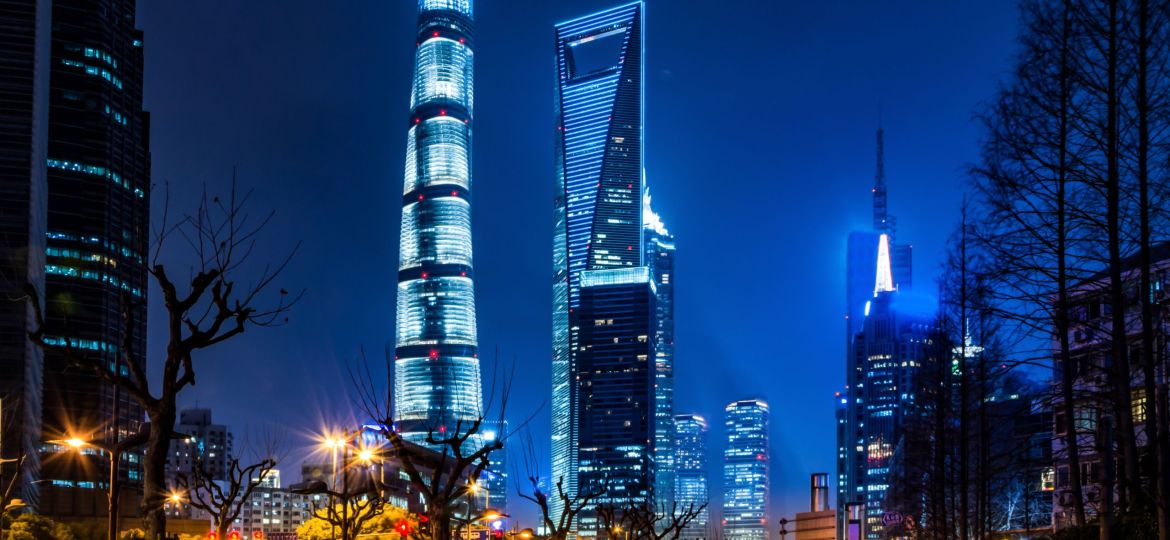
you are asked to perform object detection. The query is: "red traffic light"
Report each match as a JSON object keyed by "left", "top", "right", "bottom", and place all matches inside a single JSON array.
[
  {"left": 228, "top": 532, "right": 241, "bottom": 540},
  {"left": 397, "top": 521, "right": 412, "bottom": 535},
  {"left": 207, "top": 534, "right": 217, "bottom": 540}
]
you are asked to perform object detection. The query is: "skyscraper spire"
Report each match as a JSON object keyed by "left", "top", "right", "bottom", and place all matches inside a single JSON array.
[
  {"left": 874, "top": 233, "right": 895, "bottom": 295},
  {"left": 873, "top": 125, "right": 889, "bottom": 233}
]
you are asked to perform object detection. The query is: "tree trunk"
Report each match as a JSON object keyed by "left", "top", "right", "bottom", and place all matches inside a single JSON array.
[
  {"left": 1101, "top": 0, "right": 1142, "bottom": 512},
  {"left": 143, "top": 403, "right": 177, "bottom": 539},
  {"left": 1101, "top": 416, "right": 1116, "bottom": 540},
  {"left": 430, "top": 508, "right": 452, "bottom": 540}
]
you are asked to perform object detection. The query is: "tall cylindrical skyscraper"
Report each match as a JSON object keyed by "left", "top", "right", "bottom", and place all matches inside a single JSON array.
[{"left": 394, "top": 0, "right": 482, "bottom": 441}]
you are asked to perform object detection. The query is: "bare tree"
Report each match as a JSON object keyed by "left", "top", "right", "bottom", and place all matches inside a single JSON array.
[
  {"left": 305, "top": 492, "right": 387, "bottom": 540},
  {"left": 27, "top": 181, "right": 300, "bottom": 538},
  {"left": 351, "top": 351, "right": 525, "bottom": 540},
  {"left": 596, "top": 500, "right": 707, "bottom": 540},
  {"left": 178, "top": 431, "right": 283, "bottom": 539},
  {"left": 515, "top": 432, "right": 605, "bottom": 540}
]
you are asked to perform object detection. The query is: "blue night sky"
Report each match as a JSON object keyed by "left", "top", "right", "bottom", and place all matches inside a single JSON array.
[{"left": 137, "top": 0, "right": 1020, "bottom": 531}]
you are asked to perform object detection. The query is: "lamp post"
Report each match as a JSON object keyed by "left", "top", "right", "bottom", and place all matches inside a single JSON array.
[
  {"left": 51, "top": 431, "right": 147, "bottom": 540},
  {"left": 465, "top": 509, "right": 506, "bottom": 540},
  {"left": 296, "top": 430, "right": 380, "bottom": 540}
]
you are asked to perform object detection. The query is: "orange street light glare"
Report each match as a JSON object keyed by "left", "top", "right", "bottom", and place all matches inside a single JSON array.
[{"left": 64, "top": 438, "right": 87, "bottom": 449}]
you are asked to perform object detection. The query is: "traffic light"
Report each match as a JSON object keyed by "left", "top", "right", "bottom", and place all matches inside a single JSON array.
[
  {"left": 397, "top": 521, "right": 412, "bottom": 536},
  {"left": 207, "top": 533, "right": 217, "bottom": 540},
  {"left": 228, "top": 532, "right": 241, "bottom": 540}
]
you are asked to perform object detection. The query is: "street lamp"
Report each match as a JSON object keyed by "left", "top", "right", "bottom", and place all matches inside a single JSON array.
[
  {"left": 461, "top": 508, "right": 508, "bottom": 540},
  {"left": 50, "top": 433, "right": 146, "bottom": 540},
  {"left": 301, "top": 429, "right": 382, "bottom": 540}
]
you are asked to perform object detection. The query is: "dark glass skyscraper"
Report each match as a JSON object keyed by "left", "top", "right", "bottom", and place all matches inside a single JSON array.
[
  {"left": 551, "top": 2, "right": 647, "bottom": 527},
  {"left": 37, "top": 0, "right": 150, "bottom": 518},
  {"left": 645, "top": 189, "right": 675, "bottom": 508},
  {"left": 722, "top": 400, "right": 769, "bottom": 540},
  {"left": 576, "top": 270, "right": 656, "bottom": 535},
  {"left": 393, "top": 0, "right": 483, "bottom": 443},
  {"left": 850, "top": 284, "right": 934, "bottom": 539},
  {"left": 0, "top": 0, "right": 51, "bottom": 508}
]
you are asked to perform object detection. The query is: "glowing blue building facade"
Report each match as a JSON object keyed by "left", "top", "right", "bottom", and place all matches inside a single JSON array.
[
  {"left": 394, "top": 0, "right": 483, "bottom": 442},
  {"left": 551, "top": 1, "right": 648, "bottom": 529},
  {"left": 645, "top": 190, "right": 675, "bottom": 509},
  {"left": 675, "top": 414, "right": 709, "bottom": 540},
  {"left": 723, "top": 400, "right": 769, "bottom": 540}
]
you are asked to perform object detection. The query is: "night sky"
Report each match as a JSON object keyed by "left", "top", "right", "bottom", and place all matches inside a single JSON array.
[{"left": 136, "top": 0, "right": 1021, "bottom": 531}]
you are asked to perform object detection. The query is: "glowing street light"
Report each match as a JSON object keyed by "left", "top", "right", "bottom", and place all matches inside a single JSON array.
[
  {"left": 357, "top": 448, "right": 375, "bottom": 463},
  {"left": 48, "top": 431, "right": 150, "bottom": 540},
  {"left": 480, "top": 509, "right": 503, "bottom": 523},
  {"left": 518, "top": 528, "right": 534, "bottom": 539}
]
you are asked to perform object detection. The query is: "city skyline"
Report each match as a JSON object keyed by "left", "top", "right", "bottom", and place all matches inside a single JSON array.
[{"left": 45, "top": 0, "right": 1022, "bottom": 533}]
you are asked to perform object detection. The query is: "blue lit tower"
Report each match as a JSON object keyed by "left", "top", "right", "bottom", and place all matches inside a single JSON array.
[
  {"left": 645, "top": 189, "right": 675, "bottom": 508},
  {"left": 723, "top": 400, "right": 769, "bottom": 540},
  {"left": 839, "top": 126, "right": 912, "bottom": 536},
  {"left": 394, "top": 0, "right": 483, "bottom": 443},
  {"left": 551, "top": 2, "right": 649, "bottom": 531},
  {"left": 674, "top": 414, "right": 709, "bottom": 540}
]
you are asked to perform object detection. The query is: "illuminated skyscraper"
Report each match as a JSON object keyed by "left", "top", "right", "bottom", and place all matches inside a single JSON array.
[
  {"left": 838, "top": 127, "right": 912, "bottom": 536},
  {"left": 551, "top": 2, "right": 650, "bottom": 531},
  {"left": 645, "top": 189, "right": 675, "bottom": 508},
  {"left": 723, "top": 400, "right": 769, "bottom": 540},
  {"left": 850, "top": 276, "right": 934, "bottom": 539},
  {"left": 393, "top": 0, "right": 483, "bottom": 442},
  {"left": 674, "top": 414, "right": 708, "bottom": 540}
]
